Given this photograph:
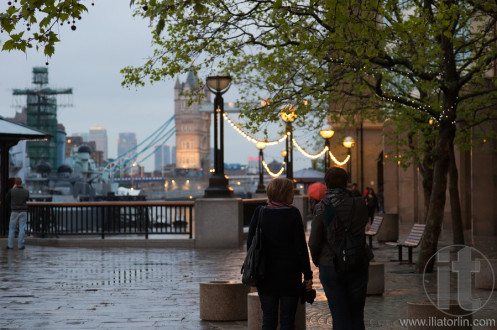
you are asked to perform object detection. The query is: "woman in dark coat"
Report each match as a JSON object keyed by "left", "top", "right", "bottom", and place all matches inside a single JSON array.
[{"left": 247, "top": 178, "right": 313, "bottom": 329}]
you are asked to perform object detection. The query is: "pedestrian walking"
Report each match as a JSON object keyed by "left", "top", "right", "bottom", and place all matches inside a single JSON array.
[
  {"left": 364, "top": 187, "right": 378, "bottom": 225},
  {"left": 309, "top": 167, "right": 369, "bottom": 330},
  {"left": 6, "top": 177, "right": 29, "bottom": 250},
  {"left": 247, "top": 177, "right": 313, "bottom": 329}
]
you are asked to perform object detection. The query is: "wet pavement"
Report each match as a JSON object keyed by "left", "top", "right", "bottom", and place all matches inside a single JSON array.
[{"left": 1, "top": 221, "right": 496, "bottom": 329}]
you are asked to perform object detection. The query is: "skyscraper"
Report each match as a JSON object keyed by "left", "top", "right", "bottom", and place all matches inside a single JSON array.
[
  {"left": 154, "top": 144, "right": 171, "bottom": 172},
  {"left": 118, "top": 132, "right": 137, "bottom": 159},
  {"left": 73, "top": 132, "right": 89, "bottom": 142},
  {"left": 89, "top": 126, "right": 108, "bottom": 160},
  {"left": 117, "top": 132, "right": 137, "bottom": 175}
]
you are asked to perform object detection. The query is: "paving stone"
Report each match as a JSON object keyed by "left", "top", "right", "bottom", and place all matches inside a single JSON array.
[{"left": 1, "top": 222, "right": 496, "bottom": 329}]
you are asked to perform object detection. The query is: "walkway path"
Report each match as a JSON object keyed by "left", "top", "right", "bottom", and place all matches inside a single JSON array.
[{"left": 1, "top": 221, "right": 496, "bottom": 329}]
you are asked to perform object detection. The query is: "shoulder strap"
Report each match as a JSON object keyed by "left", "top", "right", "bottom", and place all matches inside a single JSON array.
[{"left": 343, "top": 198, "right": 356, "bottom": 231}]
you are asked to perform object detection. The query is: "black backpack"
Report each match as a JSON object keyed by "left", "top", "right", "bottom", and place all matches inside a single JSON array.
[{"left": 325, "top": 198, "right": 372, "bottom": 273}]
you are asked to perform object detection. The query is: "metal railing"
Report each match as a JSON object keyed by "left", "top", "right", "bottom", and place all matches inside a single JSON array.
[
  {"left": 27, "top": 201, "right": 194, "bottom": 239},
  {"left": 21, "top": 198, "right": 268, "bottom": 240}
]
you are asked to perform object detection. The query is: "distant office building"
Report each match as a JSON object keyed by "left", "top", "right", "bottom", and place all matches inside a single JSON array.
[
  {"left": 154, "top": 144, "right": 171, "bottom": 172},
  {"left": 247, "top": 156, "right": 259, "bottom": 175},
  {"left": 73, "top": 132, "right": 89, "bottom": 142},
  {"left": 64, "top": 137, "right": 103, "bottom": 166},
  {"left": 65, "top": 136, "right": 84, "bottom": 157},
  {"left": 89, "top": 126, "right": 108, "bottom": 160},
  {"left": 172, "top": 146, "right": 176, "bottom": 165},
  {"left": 117, "top": 132, "right": 137, "bottom": 175},
  {"left": 118, "top": 132, "right": 137, "bottom": 159}
]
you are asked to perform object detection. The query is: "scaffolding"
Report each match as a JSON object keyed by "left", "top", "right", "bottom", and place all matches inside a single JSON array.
[{"left": 13, "top": 67, "right": 72, "bottom": 170}]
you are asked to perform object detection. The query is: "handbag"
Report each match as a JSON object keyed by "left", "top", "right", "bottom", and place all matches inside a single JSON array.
[{"left": 241, "top": 206, "right": 266, "bottom": 286}]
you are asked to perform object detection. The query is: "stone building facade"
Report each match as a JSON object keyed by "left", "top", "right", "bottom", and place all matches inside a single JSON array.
[
  {"left": 334, "top": 119, "right": 497, "bottom": 239},
  {"left": 174, "top": 69, "right": 212, "bottom": 176}
]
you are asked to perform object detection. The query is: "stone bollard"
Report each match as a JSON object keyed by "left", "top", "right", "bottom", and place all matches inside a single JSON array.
[
  {"left": 247, "top": 292, "right": 306, "bottom": 330},
  {"left": 407, "top": 301, "right": 472, "bottom": 329},
  {"left": 367, "top": 262, "right": 384, "bottom": 295},
  {"left": 195, "top": 198, "right": 243, "bottom": 248},
  {"left": 475, "top": 258, "right": 496, "bottom": 290},
  {"left": 376, "top": 213, "right": 399, "bottom": 242},
  {"left": 199, "top": 280, "right": 251, "bottom": 321}
]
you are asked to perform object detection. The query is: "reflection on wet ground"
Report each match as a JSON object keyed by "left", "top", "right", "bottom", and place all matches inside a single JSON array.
[{"left": 1, "top": 222, "right": 496, "bottom": 329}]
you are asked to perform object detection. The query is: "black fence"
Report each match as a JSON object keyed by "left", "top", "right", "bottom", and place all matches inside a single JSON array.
[
  {"left": 27, "top": 201, "right": 194, "bottom": 239},
  {"left": 4, "top": 199, "right": 270, "bottom": 240}
]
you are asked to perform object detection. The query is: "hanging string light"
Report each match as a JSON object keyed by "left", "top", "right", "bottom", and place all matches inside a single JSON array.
[
  {"left": 329, "top": 151, "right": 350, "bottom": 166},
  {"left": 292, "top": 139, "right": 329, "bottom": 160},
  {"left": 262, "top": 160, "right": 285, "bottom": 177},
  {"left": 224, "top": 113, "right": 350, "bottom": 165},
  {"left": 223, "top": 113, "right": 286, "bottom": 145}
]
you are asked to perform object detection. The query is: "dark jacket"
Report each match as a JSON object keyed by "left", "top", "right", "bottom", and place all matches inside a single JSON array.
[
  {"left": 247, "top": 205, "right": 312, "bottom": 296},
  {"left": 7, "top": 186, "right": 29, "bottom": 211},
  {"left": 308, "top": 196, "right": 368, "bottom": 267}
]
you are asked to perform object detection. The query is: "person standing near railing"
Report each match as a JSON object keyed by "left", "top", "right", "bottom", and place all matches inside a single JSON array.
[{"left": 6, "top": 177, "right": 29, "bottom": 250}]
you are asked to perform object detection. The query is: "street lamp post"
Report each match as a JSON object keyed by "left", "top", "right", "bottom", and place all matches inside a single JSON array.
[
  {"left": 204, "top": 74, "right": 234, "bottom": 198},
  {"left": 319, "top": 124, "right": 335, "bottom": 170},
  {"left": 255, "top": 141, "right": 266, "bottom": 193},
  {"left": 342, "top": 136, "right": 355, "bottom": 183},
  {"left": 280, "top": 105, "right": 299, "bottom": 194}
]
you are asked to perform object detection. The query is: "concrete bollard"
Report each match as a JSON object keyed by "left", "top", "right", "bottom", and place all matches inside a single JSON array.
[
  {"left": 367, "top": 262, "right": 384, "bottom": 295},
  {"left": 247, "top": 292, "right": 306, "bottom": 330},
  {"left": 407, "top": 301, "right": 472, "bottom": 329},
  {"left": 195, "top": 198, "right": 243, "bottom": 248},
  {"left": 376, "top": 213, "right": 399, "bottom": 242},
  {"left": 199, "top": 280, "right": 251, "bottom": 321},
  {"left": 475, "top": 258, "right": 496, "bottom": 290}
]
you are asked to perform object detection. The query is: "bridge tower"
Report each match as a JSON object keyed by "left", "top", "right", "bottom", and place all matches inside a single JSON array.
[{"left": 174, "top": 68, "right": 211, "bottom": 176}]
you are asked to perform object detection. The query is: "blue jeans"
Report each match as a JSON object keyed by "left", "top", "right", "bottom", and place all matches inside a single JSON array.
[
  {"left": 258, "top": 294, "right": 299, "bottom": 330},
  {"left": 319, "top": 264, "right": 368, "bottom": 330},
  {"left": 8, "top": 211, "right": 27, "bottom": 248}
]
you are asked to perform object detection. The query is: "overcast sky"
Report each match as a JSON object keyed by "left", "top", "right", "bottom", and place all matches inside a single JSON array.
[{"left": 0, "top": 0, "right": 319, "bottom": 173}]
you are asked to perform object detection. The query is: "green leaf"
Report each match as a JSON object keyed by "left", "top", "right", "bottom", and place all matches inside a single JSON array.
[{"left": 1, "top": 39, "right": 15, "bottom": 51}]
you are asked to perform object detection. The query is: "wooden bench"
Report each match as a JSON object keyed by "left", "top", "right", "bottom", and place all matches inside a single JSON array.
[
  {"left": 386, "top": 224, "right": 426, "bottom": 264},
  {"left": 365, "top": 215, "right": 384, "bottom": 248}
]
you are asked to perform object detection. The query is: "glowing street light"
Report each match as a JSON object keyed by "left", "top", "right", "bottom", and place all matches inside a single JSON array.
[
  {"left": 343, "top": 136, "right": 355, "bottom": 183},
  {"left": 255, "top": 141, "right": 266, "bottom": 193},
  {"left": 204, "top": 74, "right": 234, "bottom": 198},
  {"left": 319, "top": 124, "right": 335, "bottom": 169}
]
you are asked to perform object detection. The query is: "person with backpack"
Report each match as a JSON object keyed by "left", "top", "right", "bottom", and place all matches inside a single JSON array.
[
  {"left": 308, "top": 167, "right": 370, "bottom": 330},
  {"left": 247, "top": 178, "right": 313, "bottom": 329}
]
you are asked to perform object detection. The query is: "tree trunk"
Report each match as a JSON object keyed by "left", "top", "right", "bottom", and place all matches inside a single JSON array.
[
  {"left": 449, "top": 140, "right": 465, "bottom": 245},
  {"left": 415, "top": 122, "right": 453, "bottom": 273},
  {"left": 421, "top": 150, "right": 434, "bottom": 222}
]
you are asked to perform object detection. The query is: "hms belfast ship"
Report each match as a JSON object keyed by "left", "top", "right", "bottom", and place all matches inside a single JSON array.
[{"left": 7, "top": 67, "right": 119, "bottom": 201}]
